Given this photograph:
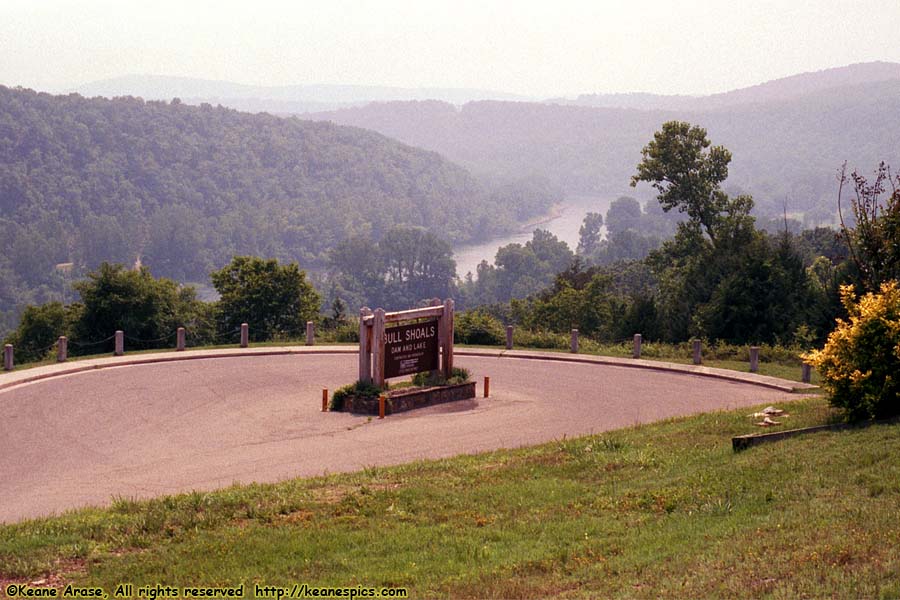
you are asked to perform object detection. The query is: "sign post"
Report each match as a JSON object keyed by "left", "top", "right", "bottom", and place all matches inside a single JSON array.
[{"left": 359, "top": 299, "right": 454, "bottom": 388}]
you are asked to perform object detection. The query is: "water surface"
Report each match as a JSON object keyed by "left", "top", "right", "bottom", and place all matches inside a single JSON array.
[{"left": 453, "top": 195, "right": 611, "bottom": 277}]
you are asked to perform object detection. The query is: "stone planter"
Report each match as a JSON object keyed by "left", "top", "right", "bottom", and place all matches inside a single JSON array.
[{"left": 342, "top": 381, "right": 476, "bottom": 415}]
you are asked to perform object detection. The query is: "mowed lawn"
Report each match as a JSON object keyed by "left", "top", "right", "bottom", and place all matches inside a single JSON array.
[{"left": 2, "top": 396, "right": 898, "bottom": 598}]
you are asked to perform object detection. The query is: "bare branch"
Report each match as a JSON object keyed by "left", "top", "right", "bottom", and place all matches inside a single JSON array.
[{"left": 837, "top": 162, "right": 864, "bottom": 281}]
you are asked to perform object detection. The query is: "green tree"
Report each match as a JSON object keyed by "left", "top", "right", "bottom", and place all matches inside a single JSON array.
[
  {"left": 605, "top": 196, "right": 642, "bottom": 235},
  {"left": 600, "top": 230, "right": 661, "bottom": 264},
  {"left": 211, "top": 256, "right": 320, "bottom": 341},
  {"left": 631, "top": 121, "right": 753, "bottom": 249},
  {"left": 521, "top": 265, "right": 625, "bottom": 341},
  {"left": 632, "top": 121, "right": 810, "bottom": 343},
  {"left": 73, "top": 263, "right": 199, "bottom": 351},
  {"left": 328, "top": 226, "right": 457, "bottom": 310},
  {"left": 693, "top": 233, "right": 811, "bottom": 344},
  {"left": 577, "top": 212, "right": 604, "bottom": 256},
  {"left": 454, "top": 310, "right": 505, "bottom": 345},
  {"left": 2, "top": 302, "right": 76, "bottom": 363},
  {"left": 379, "top": 226, "right": 456, "bottom": 307}
]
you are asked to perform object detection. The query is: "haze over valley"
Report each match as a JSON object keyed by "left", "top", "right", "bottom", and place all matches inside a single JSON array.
[
  {"left": 2, "top": 0, "right": 899, "bottom": 344},
  {"left": 3, "top": 59, "right": 900, "bottom": 336},
  {"left": 309, "top": 62, "right": 900, "bottom": 224}
]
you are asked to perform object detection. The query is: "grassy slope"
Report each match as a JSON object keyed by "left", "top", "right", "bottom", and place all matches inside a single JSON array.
[{"left": 2, "top": 396, "right": 898, "bottom": 598}]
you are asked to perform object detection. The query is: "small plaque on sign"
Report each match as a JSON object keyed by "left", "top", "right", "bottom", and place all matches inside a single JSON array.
[{"left": 383, "top": 319, "right": 439, "bottom": 379}]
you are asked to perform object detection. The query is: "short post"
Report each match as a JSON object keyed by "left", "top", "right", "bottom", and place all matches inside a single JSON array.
[
  {"left": 378, "top": 394, "right": 386, "bottom": 419},
  {"left": 176, "top": 327, "right": 186, "bottom": 351},
  {"left": 506, "top": 325, "right": 513, "bottom": 350},
  {"left": 692, "top": 339, "right": 702, "bottom": 365},
  {"left": 3, "top": 344, "right": 13, "bottom": 371},
  {"left": 114, "top": 330, "right": 124, "bottom": 356},
  {"left": 570, "top": 328, "right": 579, "bottom": 353},
  {"left": 749, "top": 346, "right": 759, "bottom": 373},
  {"left": 306, "top": 321, "right": 315, "bottom": 346},
  {"left": 802, "top": 363, "right": 812, "bottom": 384},
  {"left": 633, "top": 333, "right": 642, "bottom": 359},
  {"left": 484, "top": 376, "right": 490, "bottom": 398},
  {"left": 322, "top": 388, "right": 328, "bottom": 412},
  {"left": 358, "top": 307, "right": 373, "bottom": 383},
  {"left": 57, "top": 336, "right": 68, "bottom": 362},
  {"left": 240, "top": 323, "right": 249, "bottom": 348}
]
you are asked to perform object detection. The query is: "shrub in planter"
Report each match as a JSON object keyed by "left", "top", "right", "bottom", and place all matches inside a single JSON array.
[
  {"left": 804, "top": 282, "right": 900, "bottom": 421},
  {"left": 411, "top": 367, "right": 471, "bottom": 387},
  {"left": 329, "top": 380, "right": 381, "bottom": 412}
]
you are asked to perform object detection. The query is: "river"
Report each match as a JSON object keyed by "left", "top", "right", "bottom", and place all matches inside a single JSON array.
[{"left": 453, "top": 194, "right": 612, "bottom": 278}]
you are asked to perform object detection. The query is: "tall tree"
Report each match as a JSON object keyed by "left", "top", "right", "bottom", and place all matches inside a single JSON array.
[
  {"left": 577, "top": 212, "right": 604, "bottom": 256},
  {"left": 632, "top": 121, "right": 809, "bottom": 343},
  {"left": 605, "top": 196, "right": 642, "bottom": 235},
  {"left": 631, "top": 121, "right": 753, "bottom": 249},
  {"left": 328, "top": 226, "right": 457, "bottom": 310},
  {"left": 73, "top": 263, "right": 199, "bottom": 351},
  {"left": 211, "top": 256, "right": 320, "bottom": 341}
]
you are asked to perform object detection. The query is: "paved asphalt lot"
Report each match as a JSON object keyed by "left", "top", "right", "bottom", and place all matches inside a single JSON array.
[{"left": 0, "top": 353, "right": 800, "bottom": 523}]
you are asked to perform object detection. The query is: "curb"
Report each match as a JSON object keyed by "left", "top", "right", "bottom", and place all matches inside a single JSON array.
[
  {"left": 0, "top": 346, "right": 815, "bottom": 395},
  {"left": 732, "top": 416, "right": 899, "bottom": 451},
  {"left": 460, "top": 349, "right": 816, "bottom": 393}
]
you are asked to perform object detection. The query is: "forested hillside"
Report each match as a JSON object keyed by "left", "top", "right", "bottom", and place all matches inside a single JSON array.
[
  {"left": 311, "top": 75, "right": 900, "bottom": 223},
  {"left": 0, "top": 86, "right": 556, "bottom": 335}
]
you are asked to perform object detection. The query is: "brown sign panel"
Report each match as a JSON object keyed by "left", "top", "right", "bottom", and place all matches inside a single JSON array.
[{"left": 384, "top": 319, "right": 439, "bottom": 379}]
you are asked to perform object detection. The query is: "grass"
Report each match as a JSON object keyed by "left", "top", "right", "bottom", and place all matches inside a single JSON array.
[
  {"left": 2, "top": 396, "right": 898, "bottom": 598},
  {"left": 462, "top": 343, "right": 818, "bottom": 384},
  {"left": 663, "top": 357, "right": 820, "bottom": 385}
]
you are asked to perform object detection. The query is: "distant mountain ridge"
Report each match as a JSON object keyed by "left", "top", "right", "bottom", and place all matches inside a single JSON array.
[
  {"left": 308, "top": 64, "right": 900, "bottom": 222},
  {"left": 72, "top": 62, "right": 900, "bottom": 115},
  {"left": 551, "top": 61, "right": 900, "bottom": 111},
  {"left": 74, "top": 74, "right": 535, "bottom": 113}
]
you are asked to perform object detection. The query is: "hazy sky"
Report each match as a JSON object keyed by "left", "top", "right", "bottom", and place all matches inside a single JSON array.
[{"left": 3, "top": 0, "right": 900, "bottom": 97}]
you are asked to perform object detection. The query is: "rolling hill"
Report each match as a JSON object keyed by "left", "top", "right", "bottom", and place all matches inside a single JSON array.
[
  {"left": 0, "top": 86, "right": 556, "bottom": 334},
  {"left": 553, "top": 61, "right": 900, "bottom": 111},
  {"left": 309, "top": 63, "right": 900, "bottom": 221}
]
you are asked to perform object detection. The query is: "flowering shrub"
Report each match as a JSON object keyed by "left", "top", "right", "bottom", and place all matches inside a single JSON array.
[{"left": 804, "top": 281, "right": 900, "bottom": 420}]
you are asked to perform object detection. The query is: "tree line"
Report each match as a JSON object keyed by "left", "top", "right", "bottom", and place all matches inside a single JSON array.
[
  {"left": 5, "top": 119, "right": 896, "bottom": 365},
  {"left": 4, "top": 256, "right": 321, "bottom": 363},
  {"left": 454, "top": 121, "right": 889, "bottom": 350}
]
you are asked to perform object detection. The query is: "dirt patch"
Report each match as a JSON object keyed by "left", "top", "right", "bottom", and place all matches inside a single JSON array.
[
  {"left": 0, "top": 558, "right": 87, "bottom": 589},
  {"left": 308, "top": 482, "right": 403, "bottom": 505}
]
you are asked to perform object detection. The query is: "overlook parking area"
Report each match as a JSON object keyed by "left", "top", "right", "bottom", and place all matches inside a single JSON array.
[{"left": 0, "top": 349, "right": 808, "bottom": 523}]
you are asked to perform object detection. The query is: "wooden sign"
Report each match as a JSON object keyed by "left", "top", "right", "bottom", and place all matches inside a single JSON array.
[
  {"left": 383, "top": 319, "right": 439, "bottom": 378},
  {"left": 359, "top": 298, "right": 454, "bottom": 387}
]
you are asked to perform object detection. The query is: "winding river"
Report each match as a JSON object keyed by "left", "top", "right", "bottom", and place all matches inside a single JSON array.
[{"left": 453, "top": 194, "right": 612, "bottom": 277}]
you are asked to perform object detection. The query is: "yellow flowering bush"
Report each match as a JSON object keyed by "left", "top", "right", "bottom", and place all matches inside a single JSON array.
[{"left": 804, "top": 281, "right": 900, "bottom": 420}]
